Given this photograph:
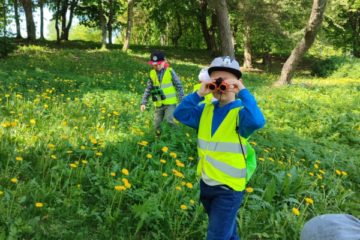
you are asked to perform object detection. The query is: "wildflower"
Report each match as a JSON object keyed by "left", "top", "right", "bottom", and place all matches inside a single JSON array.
[
  {"left": 30, "top": 119, "right": 36, "bottom": 125},
  {"left": 110, "top": 172, "right": 116, "bottom": 177},
  {"left": 51, "top": 155, "right": 57, "bottom": 159},
  {"left": 287, "top": 173, "right": 292, "bottom": 177},
  {"left": 81, "top": 160, "right": 88, "bottom": 165},
  {"left": 186, "top": 183, "right": 193, "bottom": 189},
  {"left": 172, "top": 169, "right": 185, "bottom": 178},
  {"left": 146, "top": 153, "right": 152, "bottom": 159},
  {"left": 309, "top": 172, "right": 314, "bottom": 176},
  {"left": 121, "top": 168, "right": 129, "bottom": 175},
  {"left": 190, "top": 199, "right": 195, "bottom": 205},
  {"left": 335, "top": 169, "right": 341, "bottom": 175},
  {"left": 47, "top": 143, "right": 55, "bottom": 149},
  {"left": 66, "top": 150, "right": 73, "bottom": 154},
  {"left": 35, "top": 202, "right": 44, "bottom": 208},
  {"left": 15, "top": 156, "right": 23, "bottom": 161},
  {"left": 258, "top": 157, "right": 265, "bottom": 161},
  {"left": 138, "top": 140, "right": 148, "bottom": 146},
  {"left": 188, "top": 157, "right": 194, "bottom": 161},
  {"left": 341, "top": 171, "right": 348, "bottom": 176},
  {"left": 95, "top": 152, "right": 103, "bottom": 157},
  {"left": 176, "top": 160, "right": 185, "bottom": 168},
  {"left": 268, "top": 157, "right": 274, "bottom": 162},
  {"left": 69, "top": 163, "right": 77, "bottom": 169},
  {"left": 319, "top": 169, "right": 325, "bottom": 174},
  {"left": 314, "top": 163, "right": 319, "bottom": 169},
  {"left": 246, "top": 187, "right": 254, "bottom": 193},
  {"left": 176, "top": 186, "right": 182, "bottom": 191},
  {"left": 305, "top": 197, "right": 314, "bottom": 205},
  {"left": 180, "top": 204, "right": 187, "bottom": 210},
  {"left": 160, "top": 159, "right": 166, "bottom": 164},
  {"left": 80, "top": 145, "right": 86, "bottom": 150},
  {"left": 122, "top": 178, "right": 131, "bottom": 188},
  {"left": 249, "top": 141, "right": 257, "bottom": 146},
  {"left": 292, "top": 207, "right": 300, "bottom": 216},
  {"left": 11, "top": 178, "right": 18, "bottom": 183},
  {"left": 162, "top": 173, "right": 168, "bottom": 177},
  {"left": 161, "top": 146, "right": 168, "bottom": 153},
  {"left": 170, "top": 152, "right": 177, "bottom": 158},
  {"left": 115, "top": 185, "right": 126, "bottom": 191},
  {"left": 317, "top": 174, "right": 323, "bottom": 180}
]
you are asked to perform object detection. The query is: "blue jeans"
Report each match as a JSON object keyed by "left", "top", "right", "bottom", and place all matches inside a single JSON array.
[{"left": 200, "top": 180, "right": 244, "bottom": 240}]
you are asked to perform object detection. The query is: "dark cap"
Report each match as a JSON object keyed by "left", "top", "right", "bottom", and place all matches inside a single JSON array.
[{"left": 148, "top": 51, "right": 165, "bottom": 65}]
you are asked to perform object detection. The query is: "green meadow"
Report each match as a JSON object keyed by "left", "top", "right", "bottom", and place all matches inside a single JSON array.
[{"left": 0, "top": 43, "right": 359, "bottom": 239}]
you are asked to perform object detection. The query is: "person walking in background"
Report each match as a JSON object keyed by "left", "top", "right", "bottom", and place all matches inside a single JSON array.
[{"left": 140, "top": 50, "right": 184, "bottom": 136}]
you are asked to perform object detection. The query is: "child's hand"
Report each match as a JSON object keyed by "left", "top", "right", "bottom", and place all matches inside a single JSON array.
[
  {"left": 140, "top": 105, "right": 146, "bottom": 112},
  {"left": 226, "top": 78, "right": 245, "bottom": 94},
  {"left": 197, "top": 80, "right": 212, "bottom": 97}
]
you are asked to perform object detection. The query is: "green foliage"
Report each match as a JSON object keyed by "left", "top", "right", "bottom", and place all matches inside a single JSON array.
[
  {"left": 0, "top": 42, "right": 359, "bottom": 239},
  {"left": 0, "top": 38, "right": 16, "bottom": 58}
]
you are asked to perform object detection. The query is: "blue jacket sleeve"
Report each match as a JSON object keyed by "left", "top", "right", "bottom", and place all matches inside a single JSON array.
[
  {"left": 238, "top": 89, "right": 266, "bottom": 138},
  {"left": 173, "top": 92, "right": 205, "bottom": 130}
]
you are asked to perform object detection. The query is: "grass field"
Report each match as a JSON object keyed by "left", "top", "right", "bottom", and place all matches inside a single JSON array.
[{"left": 0, "top": 42, "right": 359, "bottom": 239}]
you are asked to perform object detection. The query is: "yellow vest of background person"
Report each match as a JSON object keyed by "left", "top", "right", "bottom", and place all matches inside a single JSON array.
[
  {"left": 197, "top": 104, "right": 250, "bottom": 191},
  {"left": 150, "top": 67, "right": 177, "bottom": 107},
  {"left": 193, "top": 83, "right": 213, "bottom": 104}
]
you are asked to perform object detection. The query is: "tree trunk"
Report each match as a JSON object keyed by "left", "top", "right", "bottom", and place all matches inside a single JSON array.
[
  {"left": 198, "top": 0, "right": 212, "bottom": 51},
  {"left": 14, "top": 0, "right": 22, "bottom": 38},
  {"left": 55, "top": 0, "right": 60, "bottom": 42},
  {"left": 243, "top": 24, "right": 253, "bottom": 69},
  {"left": 171, "top": 13, "right": 182, "bottom": 47},
  {"left": 122, "top": 0, "right": 134, "bottom": 51},
  {"left": 213, "top": 0, "right": 234, "bottom": 58},
  {"left": 20, "top": 0, "right": 36, "bottom": 40},
  {"left": 98, "top": 0, "right": 107, "bottom": 49},
  {"left": 39, "top": 0, "right": 44, "bottom": 40},
  {"left": 107, "top": 0, "right": 114, "bottom": 45},
  {"left": 60, "top": 0, "right": 68, "bottom": 40},
  {"left": 208, "top": 12, "right": 218, "bottom": 55},
  {"left": 274, "top": 0, "right": 328, "bottom": 86},
  {"left": 3, "top": 0, "right": 6, "bottom": 36},
  {"left": 349, "top": 11, "right": 360, "bottom": 57},
  {"left": 64, "top": 0, "right": 77, "bottom": 41}
]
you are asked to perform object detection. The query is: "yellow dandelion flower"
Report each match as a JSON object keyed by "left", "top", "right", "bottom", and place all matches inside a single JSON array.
[
  {"left": 121, "top": 168, "right": 129, "bottom": 175},
  {"left": 162, "top": 173, "right": 168, "bottom": 177},
  {"left": 186, "top": 183, "right": 193, "bottom": 189},
  {"left": 305, "top": 197, "right": 314, "bottom": 205},
  {"left": 66, "top": 150, "right": 73, "bottom": 154},
  {"left": 314, "top": 163, "right": 319, "bottom": 169},
  {"left": 170, "top": 152, "right": 177, "bottom": 158},
  {"left": 80, "top": 145, "right": 86, "bottom": 150},
  {"left": 319, "top": 169, "right": 325, "bottom": 174},
  {"left": 138, "top": 140, "right": 148, "bottom": 146},
  {"left": 10, "top": 178, "right": 18, "bottom": 183},
  {"left": 162, "top": 146, "right": 168, "bottom": 153},
  {"left": 110, "top": 172, "right": 116, "bottom": 177},
  {"left": 175, "top": 186, "right": 182, "bottom": 191},
  {"left": 69, "top": 163, "right": 77, "bottom": 169},
  {"left": 292, "top": 207, "right": 300, "bottom": 216},
  {"left": 114, "top": 185, "right": 126, "bottom": 191},
  {"left": 51, "top": 155, "right": 57, "bottom": 159},
  {"left": 0, "top": 191, "right": 3, "bottom": 196},
  {"left": 47, "top": 143, "right": 55, "bottom": 149},
  {"left": 246, "top": 187, "right": 254, "bottom": 193},
  {"left": 341, "top": 171, "right": 348, "bottom": 176},
  {"left": 287, "top": 173, "right": 292, "bottom": 177},
  {"left": 146, "top": 153, "right": 152, "bottom": 159},
  {"left": 81, "top": 160, "right": 88, "bottom": 164},
  {"left": 249, "top": 141, "right": 257, "bottom": 146},
  {"left": 309, "top": 172, "right": 314, "bottom": 176},
  {"left": 180, "top": 204, "right": 187, "bottom": 210},
  {"left": 30, "top": 119, "right": 36, "bottom": 125},
  {"left": 268, "top": 157, "right": 274, "bottom": 162},
  {"left": 317, "top": 174, "right": 323, "bottom": 180},
  {"left": 335, "top": 169, "right": 341, "bottom": 175},
  {"left": 160, "top": 159, "right": 166, "bottom": 164},
  {"left": 258, "top": 157, "right": 265, "bottom": 161},
  {"left": 15, "top": 156, "right": 23, "bottom": 161},
  {"left": 190, "top": 199, "right": 195, "bottom": 205},
  {"left": 188, "top": 157, "right": 194, "bottom": 161},
  {"left": 95, "top": 152, "right": 103, "bottom": 156},
  {"left": 35, "top": 202, "right": 44, "bottom": 208},
  {"left": 176, "top": 160, "right": 185, "bottom": 168}
]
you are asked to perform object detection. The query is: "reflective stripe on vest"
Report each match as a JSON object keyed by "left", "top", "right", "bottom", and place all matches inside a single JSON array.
[
  {"left": 197, "top": 103, "right": 248, "bottom": 191},
  {"left": 150, "top": 68, "right": 177, "bottom": 107}
]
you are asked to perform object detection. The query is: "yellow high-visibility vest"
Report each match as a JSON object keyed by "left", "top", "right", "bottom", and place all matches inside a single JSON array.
[
  {"left": 197, "top": 104, "right": 248, "bottom": 191},
  {"left": 150, "top": 68, "right": 178, "bottom": 107}
]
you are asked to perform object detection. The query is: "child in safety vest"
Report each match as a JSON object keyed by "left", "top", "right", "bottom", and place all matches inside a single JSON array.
[
  {"left": 174, "top": 56, "right": 265, "bottom": 240},
  {"left": 140, "top": 51, "right": 184, "bottom": 136}
]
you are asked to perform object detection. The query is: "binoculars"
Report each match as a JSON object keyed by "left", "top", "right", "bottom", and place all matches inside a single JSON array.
[
  {"left": 151, "top": 86, "right": 166, "bottom": 102},
  {"left": 208, "top": 77, "right": 228, "bottom": 93}
]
